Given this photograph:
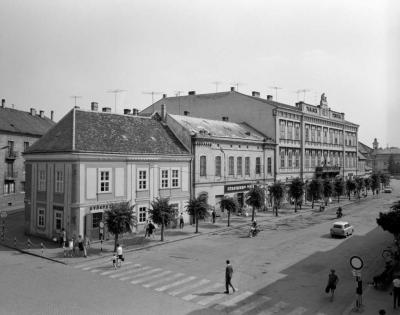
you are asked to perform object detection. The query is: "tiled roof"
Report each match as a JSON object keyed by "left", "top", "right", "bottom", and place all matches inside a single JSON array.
[
  {"left": 25, "top": 109, "right": 189, "bottom": 155},
  {"left": 169, "top": 114, "right": 273, "bottom": 143},
  {"left": 0, "top": 107, "right": 55, "bottom": 136}
]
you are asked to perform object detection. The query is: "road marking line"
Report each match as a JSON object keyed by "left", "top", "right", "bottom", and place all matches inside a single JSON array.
[
  {"left": 131, "top": 270, "right": 172, "bottom": 284},
  {"left": 74, "top": 259, "right": 110, "bottom": 269},
  {"left": 285, "top": 306, "right": 307, "bottom": 315},
  {"left": 155, "top": 276, "right": 197, "bottom": 292},
  {"left": 142, "top": 273, "right": 185, "bottom": 288},
  {"left": 91, "top": 261, "right": 133, "bottom": 274},
  {"left": 103, "top": 263, "right": 142, "bottom": 276},
  {"left": 255, "top": 301, "right": 289, "bottom": 315},
  {"left": 169, "top": 279, "right": 211, "bottom": 296},
  {"left": 120, "top": 268, "right": 162, "bottom": 281},
  {"left": 229, "top": 296, "right": 271, "bottom": 315},
  {"left": 214, "top": 291, "right": 253, "bottom": 311},
  {"left": 109, "top": 266, "right": 151, "bottom": 278},
  {"left": 117, "top": 267, "right": 153, "bottom": 281},
  {"left": 182, "top": 283, "right": 224, "bottom": 301}
]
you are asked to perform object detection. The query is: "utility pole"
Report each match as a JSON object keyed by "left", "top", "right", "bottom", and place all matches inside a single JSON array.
[
  {"left": 107, "top": 89, "right": 126, "bottom": 113},
  {"left": 70, "top": 95, "right": 82, "bottom": 107},
  {"left": 142, "top": 91, "right": 162, "bottom": 112},
  {"left": 269, "top": 86, "right": 282, "bottom": 101}
]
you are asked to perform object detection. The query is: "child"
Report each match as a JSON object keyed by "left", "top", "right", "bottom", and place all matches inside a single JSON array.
[{"left": 112, "top": 253, "right": 118, "bottom": 269}]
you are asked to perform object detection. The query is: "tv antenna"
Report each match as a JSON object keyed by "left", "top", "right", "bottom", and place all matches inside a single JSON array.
[
  {"left": 230, "top": 82, "right": 244, "bottom": 91},
  {"left": 142, "top": 91, "right": 163, "bottom": 112},
  {"left": 70, "top": 95, "right": 82, "bottom": 107},
  {"left": 269, "top": 86, "right": 282, "bottom": 101},
  {"left": 295, "top": 89, "right": 310, "bottom": 102},
  {"left": 175, "top": 91, "right": 184, "bottom": 115},
  {"left": 107, "top": 89, "right": 126, "bottom": 113},
  {"left": 212, "top": 81, "right": 222, "bottom": 93}
]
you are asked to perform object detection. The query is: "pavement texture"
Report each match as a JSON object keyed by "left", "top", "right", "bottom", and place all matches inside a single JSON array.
[{"left": 0, "top": 193, "right": 398, "bottom": 314}]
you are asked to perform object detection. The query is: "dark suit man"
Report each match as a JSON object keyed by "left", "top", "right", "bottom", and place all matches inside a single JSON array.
[{"left": 225, "top": 260, "right": 236, "bottom": 294}]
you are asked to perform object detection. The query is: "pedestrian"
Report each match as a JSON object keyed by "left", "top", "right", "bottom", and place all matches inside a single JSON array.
[
  {"left": 392, "top": 275, "right": 400, "bottom": 308},
  {"left": 83, "top": 235, "right": 88, "bottom": 258},
  {"left": 179, "top": 213, "right": 184, "bottom": 229},
  {"left": 379, "top": 309, "right": 386, "bottom": 315},
  {"left": 116, "top": 243, "right": 124, "bottom": 267},
  {"left": 68, "top": 238, "right": 74, "bottom": 257},
  {"left": 112, "top": 252, "right": 118, "bottom": 269},
  {"left": 148, "top": 221, "right": 156, "bottom": 239},
  {"left": 224, "top": 260, "right": 236, "bottom": 294},
  {"left": 61, "top": 228, "right": 66, "bottom": 248},
  {"left": 78, "top": 235, "right": 84, "bottom": 257},
  {"left": 325, "top": 269, "right": 339, "bottom": 301},
  {"left": 212, "top": 209, "right": 216, "bottom": 224}
]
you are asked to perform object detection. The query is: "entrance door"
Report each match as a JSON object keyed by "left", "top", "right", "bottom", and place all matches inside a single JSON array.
[{"left": 91, "top": 212, "right": 103, "bottom": 240}]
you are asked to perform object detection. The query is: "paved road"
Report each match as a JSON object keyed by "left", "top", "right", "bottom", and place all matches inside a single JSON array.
[{"left": 1, "top": 181, "right": 399, "bottom": 314}]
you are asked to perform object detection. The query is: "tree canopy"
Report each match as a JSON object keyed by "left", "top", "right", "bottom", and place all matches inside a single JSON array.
[
  {"left": 149, "top": 197, "right": 177, "bottom": 241},
  {"left": 269, "top": 182, "right": 285, "bottom": 216},
  {"left": 377, "top": 200, "right": 400, "bottom": 243},
  {"left": 307, "top": 179, "right": 322, "bottom": 208},
  {"left": 322, "top": 178, "right": 333, "bottom": 205},
  {"left": 220, "top": 196, "right": 238, "bottom": 227},
  {"left": 334, "top": 177, "right": 344, "bottom": 202},
  {"left": 186, "top": 194, "right": 210, "bottom": 233},
  {"left": 288, "top": 177, "right": 304, "bottom": 212},
  {"left": 245, "top": 185, "right": 265, "bottom": 221}
]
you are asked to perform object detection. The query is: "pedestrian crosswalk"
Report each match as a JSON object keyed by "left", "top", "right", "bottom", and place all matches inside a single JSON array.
[{"left": 73, "top": 258, "right": 326, "bottom": 314}]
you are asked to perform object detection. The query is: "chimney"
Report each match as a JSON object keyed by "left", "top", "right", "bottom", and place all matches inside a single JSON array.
[
  {"left": 30, "top": 108, "right": 36, "bottom": 116},
  {"left": 74, "top": 106, "right": 80, "bottom": 109},
  {"left": 230, "top": 87, "right": 235, "bottom": 92},
  {"left": 1, "top": 99, "right": 5, "bottom": 108},
  {"left": 188, "top": 91, "right": 196, "bottom": 95},
  {"left": 163, "top": 94, "right": 167, "bottom": 99},
  {"left": 132, "top": 108, "right": 139, "bottom": 116},
  {"left": 51, "top": 110, "right": 54, "bottom": 121},
  {"left": 102, "top": 107, "right": 111, "bottom": 113},
  {"left": 267, "top": 95, "right": 273, "bottom": 101},
  {"left": 161, "top": 104, "right": 167, "bottom": 121},
  {"left": 252, "top": 91, "right": 260, "bottom": 97},
  {"left": 91, "top": 102, "right": 98, "bottom": 111},
  {"left": 124, "top": 109, "right": 131, "bottom": 115},
  {"left": 184, "top": 111, "right": 190, "bottom": 116},
  {"left": 39, "top": 110, "right": 44, "bottom": 118},
  {"left": 222, "top": 116, "right": 229, "bottom": 121}
]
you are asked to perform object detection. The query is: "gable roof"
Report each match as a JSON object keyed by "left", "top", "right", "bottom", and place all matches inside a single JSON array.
[
  {"left": 0, "top": 107, "right": 55, "bottom": 136},
  {"left": 25, "top": 108, "right": 189, "bottom": 155}
]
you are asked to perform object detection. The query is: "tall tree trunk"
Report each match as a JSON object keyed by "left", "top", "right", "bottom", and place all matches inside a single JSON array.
[
  {"left": 195, "top": 213, "right": 199, "bottom": 233},
  {"left": 312, "top": 197, "right": 314, "bottom": 209},
  {"left": 294, "top": 198, "right": 297, "bottom": 213},
  {"left": 114, "top": 234, "right": 119, "bottom": 252},
  {"left": 251, "top": 206, "right": 255, "bottom": 222},
  {"left": 227, "top": 210, "right": 230, "bottom": 227},
  {"left": 161, "top": 218, "right": 164, "bottom": 242},
  {"left": 337, "top": 194, "right": 340, "bottom": 203}
]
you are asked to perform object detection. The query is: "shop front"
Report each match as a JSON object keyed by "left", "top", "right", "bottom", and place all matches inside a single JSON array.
[{"left": 224, "top": 183, "right": 255, "bottom": 210}]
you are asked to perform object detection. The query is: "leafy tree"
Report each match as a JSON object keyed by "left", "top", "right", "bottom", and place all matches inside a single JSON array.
[
  {"left": 364, "top": 177, "right": 371, "bottom": 196},
  {"left": 220, "top": 196, "right": 239, "bottom": 227},
  {"left": 322, "top": 178, "right": 333, "bottom": 205},
  {"left": 370, "top": 173, "right": 381, "bottom": 195},
  {"left": 269, "top": 182, "right": 285, "bottom": 216},
  {"left": 334, "top": 177, "right": 344, "bottom": 203},
  {"left": 245, "top": 185, "right": 265, "bottom": 221},
  {"left": 345, "top": 179, "right": 356, "bottom": 200},
  {"left": 355, "top": 177, "right": 365, "bottom": 199},
  {"left": 185, "top": 194, "right": 210, "bottom": 233},
  {"left": 380, "top": 173, "right": 390, "bottom": 188},
  {"left": 377, "top": 200, "right": 400, "bottom": 246},
  {"left": 288, "top": 177, "right": 304, "bottom": 212},
  {"left": 105, "top": 202, "right": 137, "bottom": 251},
  {"left": 307, "top": 179, "right": 322, "bottom": 209},
  {"left": 149, "top": 197, "right": 177, "bottom": 242}
]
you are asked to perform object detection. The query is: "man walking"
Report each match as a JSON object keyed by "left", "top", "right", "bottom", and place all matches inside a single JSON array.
[
  {"left": 393, "top": 275, "right": 400, "bottom": 308},
  {"left": 224, "top": 260, "right": 236, "bottom": 294},
  {"left": 179, "top": 213, "right": 184, "bottom": 229},
  {"left": 212, "top": 209, "right": 216, "bottom": 224}
]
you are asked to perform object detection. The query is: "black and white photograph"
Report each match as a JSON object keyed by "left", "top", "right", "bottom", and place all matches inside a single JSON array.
[{"left": 0, "top": 1, "right": 399, "bottom": 314}]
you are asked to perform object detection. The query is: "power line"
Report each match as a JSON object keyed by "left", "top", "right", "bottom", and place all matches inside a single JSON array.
[{"left": 107, "top": 89, "right": 127, "bottom": 113}]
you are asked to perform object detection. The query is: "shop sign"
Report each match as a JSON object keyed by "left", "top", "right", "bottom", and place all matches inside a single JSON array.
[{"left": 224, "top": 183, "right": 254, "bottom": 193}]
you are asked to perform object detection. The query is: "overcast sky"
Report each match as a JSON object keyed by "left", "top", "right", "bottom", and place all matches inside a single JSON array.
[{"left": 1, "top": 0, "right": 399, "bottom": 147}]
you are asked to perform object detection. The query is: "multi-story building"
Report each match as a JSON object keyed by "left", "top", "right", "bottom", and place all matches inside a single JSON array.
[
  {"left": 24, "top": 106, "right": 191, "bottom": 241},
  {"left": 370, "top": 138, "right": 400, "bottom": 174},
  {"left": 141, "top": 89, "right": 359, "bottom": 182},
  {"left": 0, "top": 99, "right": 55, "bottom": 210},
  {"left": 160, "top": 105, "right": 275, "bottom": 210}
]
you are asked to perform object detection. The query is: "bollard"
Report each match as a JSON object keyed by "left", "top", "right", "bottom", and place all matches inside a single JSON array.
[
  {"left": 41, "top": 242, "right": 44, "bottom": 256},
  {"left": 27, "top": 238, "right": 31, "bottom": 249},
  {"left": 14, "top": 237, "right": 16, "bottom": 247}
]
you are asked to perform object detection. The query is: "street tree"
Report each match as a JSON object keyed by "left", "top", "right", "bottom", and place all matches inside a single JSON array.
[
  {"left": 345, "top": 179, "right": 356, "bottom": 200},
  {"left": 245, "top": 185, "right": 265, "bottom": 221},
  {"left": 334, "top": 177, "right": 344, "bottom": 203},
  {"left": 380, "top": 173, "right": 390, "bottom": 189},
  {"left": 377, "top": 200, "right": 400, "bottom": 247},
  {"left": 105, "top": 201, "right": 137, "bottom": 251},
  {"left": 185, "top": 194, "right": 210, "bottom": 233},
  {"left": 288, "top": 177, "right": 304, "bottom": 212},
  {"left": 269, "top": 182, "right": 285, "bottom": 216},
  {"left": 307, "top": 178, "right": 322, "bottom": 209},
  {"left": 370, "top": 173, "right": 381, "bottom": 195},
  {"left": 220, "top": 196, "right": 239, "bottom": 227},
  {"left": 322, "top": 178, "right": 333, "bottom": 206},
  {"left": 355, "top": 177, "right": 365, "bottom": 199},
  {"left": 364, "top": 177, "right": 371, "bottom": 196},
  {"left": 149, "top": 197, "right": 177, "bottom": 242}
]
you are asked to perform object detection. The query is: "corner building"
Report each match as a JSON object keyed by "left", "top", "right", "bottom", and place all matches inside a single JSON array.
[{"left": 141, "top": 89, "right": 359, "bottom": 182}]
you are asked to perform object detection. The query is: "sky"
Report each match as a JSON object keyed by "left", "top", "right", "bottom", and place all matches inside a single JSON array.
[{"left": 0, "top": 0, "right": 399, "bottom": 148}]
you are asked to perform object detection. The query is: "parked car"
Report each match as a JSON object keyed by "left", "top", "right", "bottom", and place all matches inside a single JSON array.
[
  {"left": 383, "top": 187, "right": 393, "bottom": 193},
  {"left": 330, "top": 221, "right": 354, "bottom": 238}
]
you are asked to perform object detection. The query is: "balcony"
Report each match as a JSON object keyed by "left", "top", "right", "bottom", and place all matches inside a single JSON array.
[
  {"left": 5, "top": 150, "right": 18, "bottom": 160},
  {"left": 4, "top": 171, "right": 18, "bottom": 180},
  {"left": 315, "top": 166, "right": 340, "bottom": 176}
]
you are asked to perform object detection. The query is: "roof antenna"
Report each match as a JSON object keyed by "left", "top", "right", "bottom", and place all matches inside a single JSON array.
[
  {"left": 175, "top": 91, "right": 184, "bottom": 115},
  {"left": 295, "top": 89, "right": 310, "bottom": 102},
  {"left": 107, "top": 89, "right": 127, "bottom": 113},
  {"left": 142, "top": 91, "right": 163, "bottom": 113},
  {"left": 230, "top": 82, "right": 244, "bottom": 91},
  {"left": 269, "top": 86, "right": 282, "bottom": 101},
  {"left": 70, "top": 95, "right": 82, "bottom": 107},
  {"left": 212, "top": 81, "right": 222, "bottom": 92}
]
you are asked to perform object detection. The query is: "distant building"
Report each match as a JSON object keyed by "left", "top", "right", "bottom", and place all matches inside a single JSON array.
[
  {"left": 0, "top": 99, "right": 55, "bottom": 210},
  {"left": 370, "top": 138, "right": 400, "bottom": 174},
  {"left": 141, "top": 89, "right": 360, "bottom": 182},
  {"left": 160, "top": 105, "right": 275, "bottom": 210},
  {"left": 24, "top": 106, "right": 191, "bottom": 241}
]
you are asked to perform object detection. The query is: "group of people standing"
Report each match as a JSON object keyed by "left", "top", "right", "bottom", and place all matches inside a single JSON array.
[{"left": 60, "top": 229, "right": 89, "bottom": 258}]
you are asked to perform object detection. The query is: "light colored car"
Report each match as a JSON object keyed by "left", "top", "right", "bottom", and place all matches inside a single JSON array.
[
  {"left": 330, "top": 221, "right": 354, "bottom": 238},
  {"left": 383, "top": 187, "right": 393, "bottom": 193}
]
